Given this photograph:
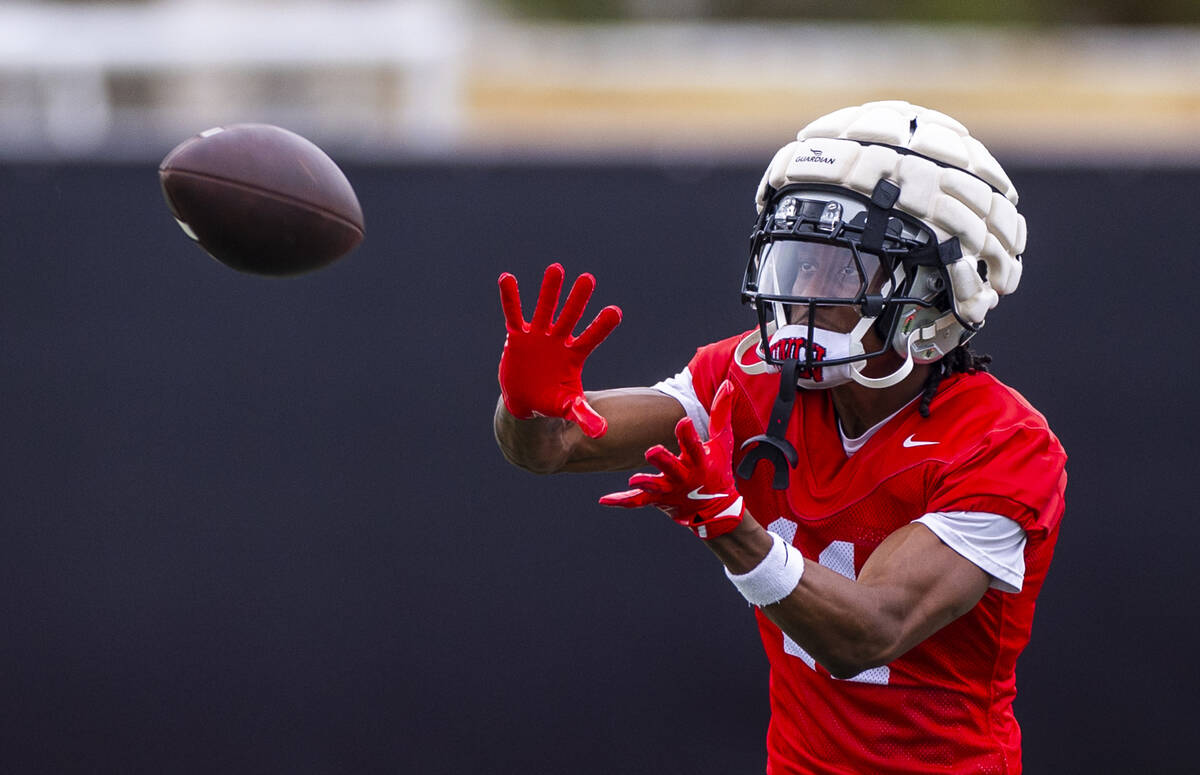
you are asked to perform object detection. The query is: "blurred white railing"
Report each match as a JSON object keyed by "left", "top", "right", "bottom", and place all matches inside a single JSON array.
[{"left": 0, "top": 0, "right": 468, "bottom": 158}]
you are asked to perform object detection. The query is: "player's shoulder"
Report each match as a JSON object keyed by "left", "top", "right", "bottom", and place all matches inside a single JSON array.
[
  {"left": 690, "top": 330, "right": 752, "bottom": 367},
  {"left": 683, "top": 330, "right": 757, "bottom": 396},
  {"left": 934, "top": 370, "right": 1049, "bottom": 422},
  {"left": 927, "top": 370, "right": 1064, "bottom": 454}
]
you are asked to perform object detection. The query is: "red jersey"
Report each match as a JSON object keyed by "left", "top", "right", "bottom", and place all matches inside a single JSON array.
[{"left": 683, "top": 332, "right": 1067, "bottom": 775}]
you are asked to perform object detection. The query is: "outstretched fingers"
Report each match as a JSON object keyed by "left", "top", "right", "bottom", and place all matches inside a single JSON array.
[
  {"left": 708, "top": 380, "right": 736, "bottom": 444},
  {"left": 626, "top": 471, "right": 671, "bottom": 494},
  {"left": 497, "top": 272, "right": 527, "bottom": 333},
  {"left": 673, "top": 416, "right": 708, "bottom": 464},
  {"left": 530, "top": 263, "right": 565, "bottom": 331},
  {"left": 571, "top": 306, "right": 623, "bottom": 355},
  {"left": 551, "top": 271, "right": 596, "bottom": 337},
  {"left": 645, "top": 441, "right": 689, "bottom": 482},
  {"left": 598, "top": 488, "right": 652, "bottom": 508}
]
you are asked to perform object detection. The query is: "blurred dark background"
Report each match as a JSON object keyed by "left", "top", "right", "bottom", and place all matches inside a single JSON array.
[{"left": 0, "top": 159, "right": 1194, "bottom": 773}]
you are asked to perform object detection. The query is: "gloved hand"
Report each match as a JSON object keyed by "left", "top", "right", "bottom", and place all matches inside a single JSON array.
[
  {"left": 599, "top": 381, "right": 744, "bottom": 539},
  {"left": 498, "top": 263, "right": 622, "bottom": 438}
]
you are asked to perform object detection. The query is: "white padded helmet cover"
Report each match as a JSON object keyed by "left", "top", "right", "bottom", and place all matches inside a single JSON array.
[{"left": 754, "top": 100, "right": 1025, "bottom": 326}]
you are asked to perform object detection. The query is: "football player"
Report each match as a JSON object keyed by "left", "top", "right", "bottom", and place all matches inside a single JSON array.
[{"left": 493, "top": 100, "right": 1066, "bottom": 774}]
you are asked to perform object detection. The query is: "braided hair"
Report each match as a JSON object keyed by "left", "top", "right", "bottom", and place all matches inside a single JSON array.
[{"left": 918, "top": 343, "right": 992, "bottom": 418}]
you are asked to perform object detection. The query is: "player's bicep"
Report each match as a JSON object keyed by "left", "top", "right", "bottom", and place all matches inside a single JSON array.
[
  {"left": 563, "top": 388, "right": 686, "bottom": 472},
  {"left": 856, "top": 523, "right": 992, "bottom": 659}
]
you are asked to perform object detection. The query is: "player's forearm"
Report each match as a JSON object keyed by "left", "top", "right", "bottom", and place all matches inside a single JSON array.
[
  {"left": 708, "top": 518, "right": 907, "bottom": 679},
  {"left": 493, "top": 388, "right": 686, "bottom": 474},
  {"left": 761, "top": 565, "right": 906, "bottom": 679},
  {"left": 714, "top": 518, "right": 990, "bottom": 679},
  {"left": 493, "top": 397, "right": 579, "bottom": 474}
]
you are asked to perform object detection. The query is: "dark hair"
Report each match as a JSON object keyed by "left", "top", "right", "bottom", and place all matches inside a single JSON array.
[{"left": 918, "top": 343, "right": 991, "bottom": 418}]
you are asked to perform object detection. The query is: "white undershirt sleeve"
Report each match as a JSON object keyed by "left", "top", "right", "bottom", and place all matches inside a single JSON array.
[
  {"left": 915, "top": 511, "right": 1027, "bottom": 593},
  {"left": 652, "top": 367, "right": 711, "bottom": 441}
]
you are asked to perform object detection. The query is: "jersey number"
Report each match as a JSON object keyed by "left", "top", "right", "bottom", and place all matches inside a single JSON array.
[{"left": 768, "top": 520, "right": 891, "bottom": 685}]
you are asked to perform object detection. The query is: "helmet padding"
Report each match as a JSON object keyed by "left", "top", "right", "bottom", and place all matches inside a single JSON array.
[{"left": 754, "top": 100, "right": 1025, "bottom": 330}]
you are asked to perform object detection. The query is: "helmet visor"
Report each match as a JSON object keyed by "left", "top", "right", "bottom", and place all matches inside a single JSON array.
[
  {"left": 755, "top": 239, "right": 889, "bottom": 333},
  {"left": 757, "top": 239, "right": 885, "bottom": 301}
]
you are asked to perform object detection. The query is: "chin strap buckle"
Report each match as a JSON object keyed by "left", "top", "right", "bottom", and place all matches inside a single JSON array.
[{"left": 736, "top": 360, "right": 801, "bottom": 490}]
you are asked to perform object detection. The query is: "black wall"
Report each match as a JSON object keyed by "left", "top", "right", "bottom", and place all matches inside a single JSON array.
[{"left": 0, "top": 160, "right": 1194, "bottom": 773}]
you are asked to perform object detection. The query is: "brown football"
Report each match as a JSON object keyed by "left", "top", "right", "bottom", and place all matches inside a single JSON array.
[{"left": 159, "top": 124, "right": 364, "bottom": 276}]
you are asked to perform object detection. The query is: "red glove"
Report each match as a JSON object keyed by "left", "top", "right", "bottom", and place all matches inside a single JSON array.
[
  {"left": 498, "top": 263, "right": 622, "bottom": 438},
  {"left": 599, "top": 381, "right": 743, "bottom": 539}
]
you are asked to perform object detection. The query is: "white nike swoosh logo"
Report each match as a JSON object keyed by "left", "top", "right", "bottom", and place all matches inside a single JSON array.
[
  {"left": 903, "top": 434, "right": 939, "bottom": 448},
  {"left": 687, "top": 487, "right": 728, "bottom": 500}
]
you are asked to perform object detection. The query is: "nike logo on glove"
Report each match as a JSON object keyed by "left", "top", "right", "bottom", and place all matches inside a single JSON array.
[
  {"left": 687, "top": 487, "right": 729, "bottom": 500},
  {"left": 902, "top": 434, "right": 939, "bottom": 448}
]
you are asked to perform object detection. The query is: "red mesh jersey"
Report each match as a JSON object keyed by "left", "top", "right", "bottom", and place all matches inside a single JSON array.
[{"left": 685, "top": 331, "right": 1068, "bottom": 775}]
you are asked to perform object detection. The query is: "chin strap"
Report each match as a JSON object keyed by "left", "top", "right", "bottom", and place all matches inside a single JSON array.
[
  {"left": 736, "top": 359, "right": 801, "bottom": 490},
  {"left": 734, "top": 324, "right": 779, "bottom": 376},
  {"left": 849, "top": 329, "right": 919, "bottom": 389}
]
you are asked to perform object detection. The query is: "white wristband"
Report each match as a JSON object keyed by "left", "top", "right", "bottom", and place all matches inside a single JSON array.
[{"left": 724, "top": 531, "right": 805, "bottom": 607}]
